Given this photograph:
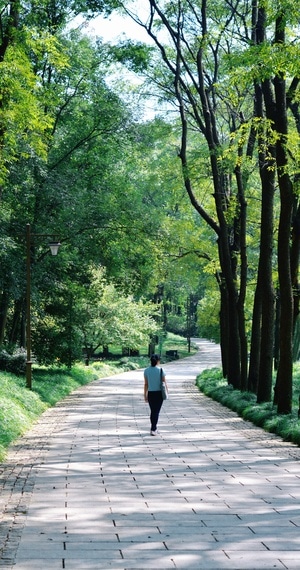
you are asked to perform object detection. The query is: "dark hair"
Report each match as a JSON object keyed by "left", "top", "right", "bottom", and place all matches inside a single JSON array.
[{"left": 150, "top": 354, "right": 160, "bottom": 367}]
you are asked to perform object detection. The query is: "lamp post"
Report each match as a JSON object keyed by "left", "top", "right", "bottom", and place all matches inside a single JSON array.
[{"left": 26, "top": 223, "right": 61, "bottom": 389}]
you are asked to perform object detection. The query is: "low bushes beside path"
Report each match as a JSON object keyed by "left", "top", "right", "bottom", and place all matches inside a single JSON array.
[{"left": 196, "top": 367, "right": 300, "bottom": 447}]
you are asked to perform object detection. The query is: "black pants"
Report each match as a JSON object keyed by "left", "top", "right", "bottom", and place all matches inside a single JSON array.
[{"left": 148, "top": 390, "right": 163, "bottom": 431}]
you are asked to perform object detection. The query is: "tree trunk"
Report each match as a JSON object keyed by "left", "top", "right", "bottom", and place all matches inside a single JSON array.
[
  {"left": 273, "top": 291, "right": 280, "bottom": 372},
  {"left": 0, "top": 291, "right": 9, "bottom": 345},
  {"left": 217, "top": 230, "right": 241, "bottom": 388},
  {"left": 276, "top": 191, "right": 293, "bottom": 414},
  {"left": 250, "top": 9, "right": 276, "bottom": 403},
  {"left": 218, "top": 275, "right": 229, "bottom": 378},
  {"left": 291, "top": 202, "right": 300, "bottom": 334},
  {"left": 256, "top": 130, "right": 276, "bottom": 403},
  {"left": 248, "top": 287, "right": 262, "bottom": 393},
  {"left": 274, "top": 15, "right": 293, "bottom": 415},
  {"left": 8, "top": 298, "right": 24, "bottom": 346},
  {"left": 287, "top": 79, "right": 300, "bottom": 360},
  {"left": 235, "top": 163, "right": 248, "bottom": 391}
]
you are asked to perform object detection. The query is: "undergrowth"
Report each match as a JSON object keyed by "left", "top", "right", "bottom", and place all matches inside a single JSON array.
[{"left": 196, "top": 365, "right": 300, "bottom": 446}]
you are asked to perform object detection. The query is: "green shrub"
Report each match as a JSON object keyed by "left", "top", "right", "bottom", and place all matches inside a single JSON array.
[
  {"left": 196, "top": 367, "right": 300, "bottom": 446},
  {"left": 166, "top": 314, "right": 187, "bottom": 336},
  {"left": 0, "top": 348, "right": 26, "bottom": 375},
  {"left": 118, "top": 357, "right": 144, "bottom": 370}
]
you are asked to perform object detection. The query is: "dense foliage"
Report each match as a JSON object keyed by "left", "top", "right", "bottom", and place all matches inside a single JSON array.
[
  {"left": 0, "top": 1, "right": 195, "bottom": 369},
  {"left": 107, "top": 0, "right": 300, "bottom": 415},
  {"left": 1, "top": 0, "right": 300, "bottom": 420}
]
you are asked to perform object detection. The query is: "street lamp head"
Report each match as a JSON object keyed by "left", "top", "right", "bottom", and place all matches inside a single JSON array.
[{"left": 49, "top": 242, "right": 61, "bottom": 256}]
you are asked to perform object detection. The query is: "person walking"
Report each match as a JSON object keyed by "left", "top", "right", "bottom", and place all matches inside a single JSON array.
[{"left": 144, "top": 354, "right": 168, "bottom": 436}]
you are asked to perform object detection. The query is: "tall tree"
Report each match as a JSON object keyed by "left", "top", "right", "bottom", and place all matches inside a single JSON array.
[
  {"left": 272, "top": 10, "right": 294, "bottom": 414},
  {"left": 112, "top": 0, "right": 266, "bottom": 388},
  {"left": 247, "top": 3, "right": 276, "bottom": 402},
  {"left": 107, "top": 0, "right": 300, "bottom": 411}
]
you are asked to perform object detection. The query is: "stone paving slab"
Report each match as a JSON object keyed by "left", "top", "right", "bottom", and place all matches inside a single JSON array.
[{"left": 1, "top": 339, "right": 300, "bottom": 569}]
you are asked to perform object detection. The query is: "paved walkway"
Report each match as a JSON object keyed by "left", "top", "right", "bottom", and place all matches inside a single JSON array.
[{"left": 1, "top": 339, "right": 300, "bottom": 569}]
